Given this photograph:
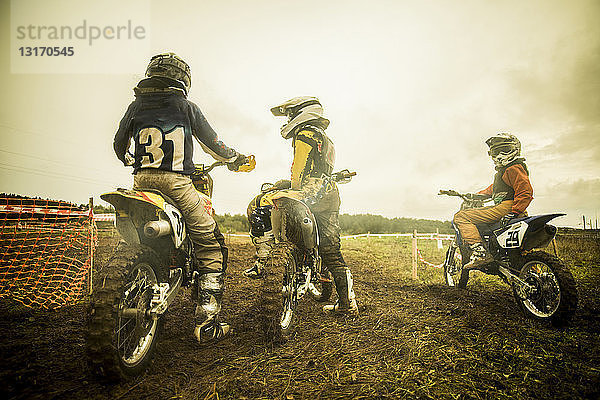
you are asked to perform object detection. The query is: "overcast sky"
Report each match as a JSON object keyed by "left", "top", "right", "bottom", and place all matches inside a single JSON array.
[{"left": 0, "top": 0, "right": 598, "bottom": 228}]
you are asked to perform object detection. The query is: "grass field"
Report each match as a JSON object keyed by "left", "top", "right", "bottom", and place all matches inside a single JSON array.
[{"left": 0, "top": 231, "right": 598, "bottom": 399}]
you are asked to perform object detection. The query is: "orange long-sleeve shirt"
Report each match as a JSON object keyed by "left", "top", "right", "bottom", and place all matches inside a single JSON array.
[{"left": 478, "top": 164, "right": 533, "bottom": 214}]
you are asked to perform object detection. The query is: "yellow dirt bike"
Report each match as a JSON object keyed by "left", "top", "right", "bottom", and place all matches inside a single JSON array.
[
  {"left": 85, "top": 157, "right": 254, "bottom": 380},
  {"left": 257, "top": 170, "right": 355, "bottom": 340}
]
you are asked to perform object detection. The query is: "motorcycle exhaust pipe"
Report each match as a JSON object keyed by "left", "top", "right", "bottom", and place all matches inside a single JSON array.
[{"left": 144, "top": 220, "right": 172, "bottom": 238}]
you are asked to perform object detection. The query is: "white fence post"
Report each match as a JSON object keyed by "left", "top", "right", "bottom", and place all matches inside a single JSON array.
[
  {"left": 89, "top": 197, "right": 94, "bottom": 295},
  {"left": 412, "top": 229, "right": 418, "bottom": 280}
]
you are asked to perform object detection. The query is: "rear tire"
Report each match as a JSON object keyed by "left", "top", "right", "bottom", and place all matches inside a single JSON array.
[
  {"left": 259, "top": 242, "right": 297, "bottom": 343},
  {"left": 86, "top": 244, "right": 166, "bottom": 381},
  {"left": 443, "top": 242, "right": 469, "bottom": 288},
  {"left": 513, "top": 251, "right": 578, "bottom": 326}
]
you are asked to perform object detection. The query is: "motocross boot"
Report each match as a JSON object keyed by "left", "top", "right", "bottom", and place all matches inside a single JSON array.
[
  {"left": 244, "top": 230, "right": 274, "bottom": 279},
  {"left": 323, "top": 269, "right": 359, "bottom": 316},
  {"left": 463, "top": 243, "right": 493, "bottom": 270},
  {"left": 193, "top": 272, "right": 232, "bottom": 343}
]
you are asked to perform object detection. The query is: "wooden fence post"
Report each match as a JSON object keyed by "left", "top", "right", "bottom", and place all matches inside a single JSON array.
[
  {"left": 412, "top": 229, "right": 418, "bottom": 280},
  {"left": 436, "top": 228, "right": 443, "bottom": 250},
  {"left": 89, "top": 197, "right": 94, "bottom": 295},
  {"left": 552, "top": 238, "right": 559, "bottom": 257}
]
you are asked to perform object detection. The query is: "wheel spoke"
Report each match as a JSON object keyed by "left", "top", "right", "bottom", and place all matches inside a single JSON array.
[
  {"left": 115, "top": 262, "right": 159, "bottom": 366},
  {"left": 118, "top": 324, "right": 136, "bottom": 352},
  {"left": 116, "top": 316, "right": 134, "bottom": 335},
  {"left": 520, "top": 259, "right": 561, "bottom": 318}
]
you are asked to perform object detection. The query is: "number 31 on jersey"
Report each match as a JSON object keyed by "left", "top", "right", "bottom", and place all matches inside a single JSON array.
[{"left": 138, "top": 126, "right": 185, "bottom": 171}]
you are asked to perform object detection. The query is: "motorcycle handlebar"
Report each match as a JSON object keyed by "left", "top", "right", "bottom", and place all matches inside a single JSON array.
[
  {"left": 332, "top": 169, "right": 356, "bottom": 183},
  {"left": 195, "top": 155, "right": 255, "bottom": 174},
  {"left": 438, "top": 189, "right": 460, "bottom": 197},
  {"left": 199, "top": 161, "right": 226, "bottom": 174},
  {"left": 439, "top": 189, "right": 490, "bottom": 202},
  {"left": 124, "top": 153, "right": 231, "bottom": 173}
]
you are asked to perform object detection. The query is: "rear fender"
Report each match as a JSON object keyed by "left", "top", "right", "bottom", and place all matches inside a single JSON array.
[
  {"left": 270, "top": 196, "right": 318, "bottom": 249},
  {"left": 101, "top": 189, "right": 186, "bottom": 248},
  {"left": 259, "top": 189, "right": 304, "bottom": 207},
  {"left": 494, "top": 213, "right": 565, "bottom": 250},
  {"left": 521, "top": 213, "right": 564, "bottom": 251},
  {"left": 522, "top": 213, "right": 566, "bottom": 232}
]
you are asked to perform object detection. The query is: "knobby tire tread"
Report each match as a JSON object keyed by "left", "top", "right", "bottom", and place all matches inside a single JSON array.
[
  {"left": 260, "top": 241, "right": 296, "bottom": 344},
  {"left": 86, "top": 244, "right": 164, "bottom": 381},
  {"left": 518, "top": 251, "right": 578, "bottom": 326},
  {"left": 444, "top": 244, "right": 469, "bottom": 288}
]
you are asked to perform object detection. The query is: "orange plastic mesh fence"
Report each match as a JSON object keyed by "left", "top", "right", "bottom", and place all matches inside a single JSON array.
[{"left": 0, "top": 197, "right": 96, "bottom": 309}]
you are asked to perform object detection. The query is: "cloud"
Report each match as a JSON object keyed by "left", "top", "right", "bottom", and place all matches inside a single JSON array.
[{"left": 531, "top": 178, "right": 600, "bottom": 226}]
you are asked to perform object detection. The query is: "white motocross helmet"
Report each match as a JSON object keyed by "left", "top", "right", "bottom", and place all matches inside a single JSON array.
[
  {"left": 270, "top": 96, "right": 330, "bottom": 139},
  {"left": 486, "top": 133, "right": 522, "bottom": 168}
]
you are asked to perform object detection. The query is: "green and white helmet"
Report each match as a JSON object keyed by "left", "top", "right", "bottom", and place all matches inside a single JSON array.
[
  {"left": 486, "top": 133, "right": 522, "bottom": 167},
  {"left": 145, "top": 53, "right": 192, "bottom": 95},
  {"left": 270, "top": 96, "right": 330, "bottom": 139}
]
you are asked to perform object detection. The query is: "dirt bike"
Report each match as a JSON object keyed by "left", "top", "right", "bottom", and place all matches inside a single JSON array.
[
  {"left": 439, "top": 189, "right": 578, "bottom": 326},
  {"left": 85, "top": 157, "right": 255, "bottom": 380},
  {"left": 258, "top": 170, "right": 356, "bottom": 340}
]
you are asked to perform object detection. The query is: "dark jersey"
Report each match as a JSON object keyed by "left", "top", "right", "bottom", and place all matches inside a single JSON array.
[{"left": 113, "top": 89, "right": 237, "bottom": 175}]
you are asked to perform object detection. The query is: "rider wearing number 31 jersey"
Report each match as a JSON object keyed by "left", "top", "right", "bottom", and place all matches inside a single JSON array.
[
  {"left": 113, "top": 53, "right": 248, "bottom": 344},
  {"left": 113, "top": 74, "right": 238, "bottom": 175}
]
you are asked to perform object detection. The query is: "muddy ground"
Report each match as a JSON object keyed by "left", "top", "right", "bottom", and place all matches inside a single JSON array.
[{"left": 0, "top": 233, "right": 598, "bottom": 400}]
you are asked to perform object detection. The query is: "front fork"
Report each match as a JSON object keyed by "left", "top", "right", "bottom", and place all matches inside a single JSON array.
[{"left": 444, "top": 240, "right": 462, "bottom": 274}]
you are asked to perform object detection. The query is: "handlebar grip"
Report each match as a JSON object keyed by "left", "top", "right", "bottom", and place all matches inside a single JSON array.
[
  {"left": 439, "top": 189, "right": 459, "bottom": 196},
  {"left": 236, "top": 155, "right": 256, "bottom": 172}
]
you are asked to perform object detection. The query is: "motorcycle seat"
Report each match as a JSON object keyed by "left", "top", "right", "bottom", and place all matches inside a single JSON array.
[
  {"left": 476, "top": 217, "right": 529, "bottom": 236},
  {"left": 134, "top": 188, "right": 179, "bottom": 209},
  {"left": 476, "top": 222, "right": 503, "bottom": 236}
]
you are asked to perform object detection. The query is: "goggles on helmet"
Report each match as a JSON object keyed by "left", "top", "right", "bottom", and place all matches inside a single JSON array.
[{"left": 488, "top": 144, "right": 514, "bottom": 157}]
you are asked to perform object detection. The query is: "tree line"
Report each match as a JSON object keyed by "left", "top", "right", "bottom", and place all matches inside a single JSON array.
[
  {"left": 338, "top": 213, "right": 452, "bottom": 235},
  {"left": 215, "top": 213, "right": 452, "bottom": 235}
]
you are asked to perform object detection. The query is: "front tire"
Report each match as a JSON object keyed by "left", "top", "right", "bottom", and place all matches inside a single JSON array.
[
  {"left": 443, "top": 241, "right": 469, "bottom": 288},
  {"left": 86, "top": 244, "right": 166, "bottom": 380},
  {"left": 513, "top": 251, "right": 578, "bottom": 326}
]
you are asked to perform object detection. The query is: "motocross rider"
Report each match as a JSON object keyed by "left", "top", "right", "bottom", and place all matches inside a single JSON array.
[
  {"left": 113, "top": 53, "right": 248, "bottom": 343},
  {"left": 453, "top": 133, "right": 533, "bottom": 269},
  {"left": 245, "top": 96, "right": 358, "bottom": 315}
]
